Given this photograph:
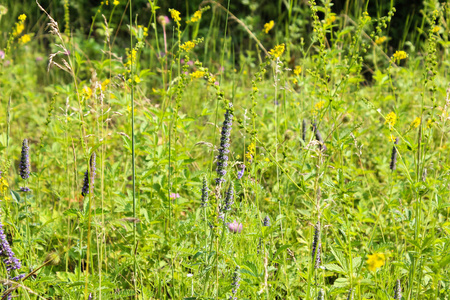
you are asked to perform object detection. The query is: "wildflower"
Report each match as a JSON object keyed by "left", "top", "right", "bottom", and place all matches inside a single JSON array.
[
  {"left": 268, "top": 43, "right": 285, "bottom": 58},
  {"left": 88, "top": 293, "right": 93, "bottom": 300},
  {"left": 180, "top": 41, "right": 195, "bottom": 52},
  {"left": 317, "top": 289, "right": 325, "bottom": 300},
  {"left": 392, "top": 50, "right": 408, "bottom": 62},
  {"left": 215, "top": 103, "right": 233, "bottom": 184},
  {"left": 81, "top": 153, "right": 96, "bottom": 197},
  {"left": 375, "top": 36, "right": 387, "bottom": 45},
  {"left": 200, "top": 176, "right": 208, "bottom": 207},
  {"left": 113, "top": 0, "right": 119, "bottom": 5},
  {"left": 157, "top": 15, "right": 170, "bottom": 27},
  {"left": 188, "top": 10, "right": 202, "bottom": 23},
  {"left": 0, "top": 217, "right": 22, "bottom": 272},
  {"left": 411, "top": 117, "right": 421, "bottom": 128},
  {"left": 18, "top": 34, "right": 31, "bottom": 45},
  {"left": 227, "top": 220, "right": 243, "bottom": 234},
  {"left": 169, "top": 193, "right": 180, "bottom": 199},
  {"left": 432, "top": 26, "right": 440, "bottom": 33},
  {"left": 81, "top": 86, "right": 93, "bottom": 99},
  {"left": 385, "top": 111, "right": 397, "bottom": 127},
  {"left": 13, "top": 14, "right": 26, "bottom": 37},
  {"left": 101, "top": 79, "right": 110, "bottom": 91},
  {"left": 302, "top": 119, "right": 307, "bottom": 142},
  {"left": 426, "top": 118, "right": 434, "bottom": 128},
  {"left": 169, "top": 8, "right": 181, "bottom": 23},
  {"left": 222, "top": 183, "right": 234, "bottom": 211},
  {"left": 230, "top": 265, "right": 241, "bottom": 299},
  {"left": 366, "top": 253, "right": 385, "bottom": 271},
  {"left": 263, "top": 216, "right": 270, "bottom": 227},
  {"left": 325, "top": 15, "right": 336, "bottom": 25},
  {"left": 133, "top": 75, "right": 141, "bottom": 83},
  {"left": 125, "top": 48, "right": 137, "bottom": 69},
  {"left": 311, "top": 221, "right": 321, "bottom": 268},
  {"left": 395, "top": 279, "right": 402, "bottom": 300},
  {"left": 19, "top": 139, "right": 30, "bottom": 180},
  {"left": 314, "top": 101, "right": 325, "bottom": 111},
  {"left": 237, "top": 164, "right": 245, "bottom": 179},
  {"left": 190, "top": 70, "right": 206, "bottom": 79},
  {"left": 311, "top": 122, "right": 326, "bottom": 151},
  {"left": 245, "top": 142, "right": 255, "bottom": 162},
  {"left": 0, "top": 50, "right": 4, "bottom": 60},
  {"left": 263, "top": 20, "right": 274, "bottom": 34},
  {"left": 390, "top": 137, "right": 399, "bottom": 171},
  {"left": 20, "top": 187, "right": 31, "bottom": 192},
  {"left": 294, "top": 65, "right": 302, "bottom": 76}
]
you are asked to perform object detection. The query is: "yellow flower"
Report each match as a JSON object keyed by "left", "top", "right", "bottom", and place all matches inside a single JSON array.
[
  {"left": 188, "top": 10, "right": 202, "bottom": 23},
  {"left": 13, "top": 15, "right": 26, "bottom": 37},
  {"left": 392, "top": 50, "right": 408, "bottom": 61},
  {"left": 113, "top": 0, "right": 119, "bottom": 5},
  {"left": 268, "top": 43, "right": 285, "bottom": 58},
  {"left": 180, "top": 41, "right": 195, "bottom": 52},
  {"left": 263, "top": 20, "right": 274, "bottom": 34},
  {"left": 325, "top": 15, "right": 336, "bottom": 26},
  {"left": 169, "top": 9, "right": 181, "bottom": 23},
  {"left": 134, "top": 75, "right": 141, "bottom": 83},
  {"left": 0, "top": 177, "right": 9, "bottom": 194},
  {"left": 388, "top": 134, "right": 396, "bottom": 142},
  {"left": 245, "top": 142, "right": 256, "bottom": 161},
  {"left": 294, "top": 65, "right": 302, "bottom": 76},
  {"left": 125, "top": 48, "right": 137, "bottom": 68},
  {"left": 190, "top": 70, "right": 206, "bottom": 79},
  {"left": 432, "top": 26, "right": 440, "bottom": 33},
  {"left": 375, "top": 36, "right": 387, "bottom": 45},
  {"left": 366, "top": 253, "right": 385, "bottom": 271},
  {"left": 411, "top": 117, "right": 421, "bottom": 128},
  {"left": 385, "top": 111, "right": 397, "bottom": 127},
  {"left": 18, "top": 14, "right": 26, "bottom": 21},
  {"left": 314, "top": 101, "right": 325, "bottom": 111},
  {"left": 292, "top": 78, "right": 298, "bottom": 85},
  {"left": 427, "top": 118, "right": 434, "bottom": 128},
  {"left": 81, "top": 86, "right": 92, "bottom": 99},
  {"left": 101, "top": 79, "right": 110, "bottom": 91},
  {"left": 18, "top": 34, "right": 31, "bottom": 45}
]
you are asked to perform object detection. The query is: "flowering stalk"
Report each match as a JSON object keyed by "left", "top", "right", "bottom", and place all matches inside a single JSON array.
[
  {"left": 0, "top": 217, "right": 21, "bottom": 272},
  {"left": 312, "top": 221, "right": 321, "bottom": 269},
  {"left": 390, "top": 138, "right": 399, "bottom": 170},
  {"left": 263, "top": 216, "right": 270, "bottom": 227},
  {"left": 302, "top": 119, "right": 306, "bottom": 142},
  {"left": 81, "top": 153, "right": 96, "bottom": 197},
  {"left": 201, "top": 176, "right": 209, "bottom": 207},
  {"left": 237, "top": 164, "right": 245, "bottom": 180},
  {"left": 395, "top": 279, "right": 402, "bottom": 300},
  {"left": 311, "top": 122, "right": 326, "bottom": 151},
  {"left": 19, "top": 139, "right": 30, "bottom": 180},
  {"left": 216, "top": 103, "right": 234, "bottom": 185},
  {"left": 222, "top": 183, "right": 234, "bottom": 212},
  {"left": 230, "top": 265, "right": 241, "bottom": 300},
  {"left": 317, "top": 288, "right": 325, "bottom": 300}
]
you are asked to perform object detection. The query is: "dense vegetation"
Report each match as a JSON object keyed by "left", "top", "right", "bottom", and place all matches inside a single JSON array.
[{"left": 0, "top": 0, "right": 450, "bottom": 299}]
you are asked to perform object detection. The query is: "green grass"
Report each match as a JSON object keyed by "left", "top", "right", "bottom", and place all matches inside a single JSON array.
[{"left": 0, "top": 0, "right": 450, "bottom": 299}]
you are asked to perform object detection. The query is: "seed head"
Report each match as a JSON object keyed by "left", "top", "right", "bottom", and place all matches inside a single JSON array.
[{"left": 312, "top": 221, "right": 321, "bottom": 268}]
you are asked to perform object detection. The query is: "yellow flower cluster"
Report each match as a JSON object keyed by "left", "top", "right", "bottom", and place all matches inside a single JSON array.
[
  {"left": 101, "top": 79, "right": 110, "bottom": 91},
  {"left": 263, "top": 20, "right": 274, "bottom": 34},
  {"left": 180, "top": 41, "right": 195, "bottom": 52},
  {"left": 366, "top": 253, "right": 385, "bottom": 271},
  {"left": 388, "top": 134, "right": 396, "bottom": 142},
  {"left": 125, "top": 48, "right": 137, "bottom": 69},
  {"left": 128, "top": 75, "right": 141, "bottom": 84},
  {"left": 113, "top": 0, "right": 119, "bottom": 5},
  {"left": 169, "top": 8, "right": 181, "bottom": 24},
  {"left": 245, "top": 142, "right": 256, "bottom": 162},
  {"left": 385, "top": 111, "right": 397, "bottom": 127},
  {"left": 138, "top": 25, "right": 148, "bottom": 38},
  {"left": 268, "top": 43, "right": 285, "bottom": 59},
  {"left": 392, "top": 50, "right": 407, "bottom": 61},
  {"left": 411, "top": 117, "right": 421, "bottom": 128},
  {"left": 294, "top": 65, "right": 302, "bottom": 76},
  {"left": 432, "top": 26, "right": 440, "bottom": 33},
  {"left": 190, "top": 70, "right": 205, "bottom": 79},
  {"left": 325, "top": 15, "right": 336, "bottom": 26},
  {"left": 188, "top": 10, "right": 202, "bottom": 23},
  {"left": 13, "top": 14, "right": 27, "bottom": 37},
  {"left": 313, "top": 101, "right": 325, "bottom": 115},
  {"left": 18, "top": 34, "right": 31, "bottom": 45},
  {"left": 375, "top": 36, "right": 387, "bottom": 45},
  {"left": 81, "top": 86, "right": 93, "bottom": 99}
]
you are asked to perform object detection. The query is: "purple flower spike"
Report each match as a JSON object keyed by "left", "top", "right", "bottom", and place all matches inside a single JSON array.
[
  {"left": 0, "top": 218, "right": 22, "bottom": 273},
  {"left": 215, "top": 103, "right": 233, "bottom": 184},
  {"left": 227, "top": 220, "right": 243, "bottom": 234},
  {"left": 237, "top": 164, "right": 245, "bottom": 179},
  {"left": 19, "top": 139, "right": 30, "bottom": 180}
]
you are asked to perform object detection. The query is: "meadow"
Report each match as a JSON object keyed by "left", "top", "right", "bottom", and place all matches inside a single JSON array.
[{"left": 0, "top": 0, "right": 450, "bottom": 299}]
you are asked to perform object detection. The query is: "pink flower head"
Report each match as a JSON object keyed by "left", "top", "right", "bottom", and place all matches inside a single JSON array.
[
  {"left": 0, "top": 50, "right": 5, "bottom": 60},
  {"left": 227, "top": 220, "right": 243, "bottom": 234},
  {"left": 170, "top": 193, "right": 180, "bottom": 199},
  {"left": 158, "top": 15, "right": 170, "bottom": 27}
]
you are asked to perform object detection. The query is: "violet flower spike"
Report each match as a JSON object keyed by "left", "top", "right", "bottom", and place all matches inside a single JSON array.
[
  {"left": 237, "top": 164, "right": 245, "bottom": 179},
  {"left": 200, "top": 176, "right": 208, "bottom": 207},
  {"left": 229, "top": 265, "right": 241, "bottom": 300},
  {"left": 19, "top": 139, "right": 30, "bottom": 180},
  {"left": 312, "top": 221, "right": 321, "bottom": 268},
  {"left": 215, "top": 103, "right": 233, "bottom": 184},
  {"left": 222, "top": 183, "right": 234, "bottom": 211},
  {"left": 263, "top": 216, "right": 270, "bottom": 227},
  {"left": 0, "top": 218, "right": 22, "bottom": 272}
]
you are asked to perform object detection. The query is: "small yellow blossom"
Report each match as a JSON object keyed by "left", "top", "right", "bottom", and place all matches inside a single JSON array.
[
  {"left": 169, "top": 9, "right": 181, "bottom": 23},
  {"left": 392, "top": 50, "right": 407, "bottom": 61},
  {"left": 268, "top": 43, "right": 285, "bottom": 59},
  {"left": 432, "top": 26, "right": 440, "bottom": 33},
  {"left": 314, "top": 101, "right": 325, "bottom": 111},
  {"left": 134, "top": 75, "right": 141, "bottom": 83},
  {"left": 411, "top": 117, "right": 421, "bottom": 128},
  {"left": 366, "top": 253, "right": 385, "bottom": 271},
  {"left": 18, "top": 14, "right": 26, "bottom": 21},
  {"left": 180, "top": 41, "right": 195, "bottom": 52},
  {"left": 188, "top": 10, "right": 202, "bottom": 23},
  {"left": 113, "top": 0, "right": 119, "bottom": 5},
  {"left": 385, "top": 111, "right": 397, "bottom": 127},
  {"left": 388, "top": 134, "right": 396, "bottom": 142},
  {"left": 427, "top": 118, "right": 434, "bottom": 128},
  {"left": 125, "top": 48, "right": 137, "bottom": 68},
  {"left": 18, "top": 34, "right": 31, "bottom": 45},
  {"left": 375, "top": 36, "right": 387, "bottom": 45},
  {"left": 294, "top": 65, "right": 302, "bottom": 76},
  {"left": 13, "top": 15, "right": 26, "bottom": 37},
  {"left": 190, "top": 70, "right": 206, "bottom": 79},
  {"left": 292, "top": 78, "right": 298, "bottom": 85},
  {"left": 265, "top": 157, "right": 270, "bottom": 162},
  {"left": 325, "top": 15, "right": 336, "bottom": 26},
  {"left": 245, "top": 142, "right": 256, "bottom": 162},
  {"left": 81, "top": 86, "right": 93, "bottom": 99},
  {"left": 263, "top": 20, "right": 275, "bottom": 34},
  {"left": 101, "top": 79, "right": 110, "bottom": 91},
  {"left": 0, "top": 177, "right": 9, "bottom": 194}
]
